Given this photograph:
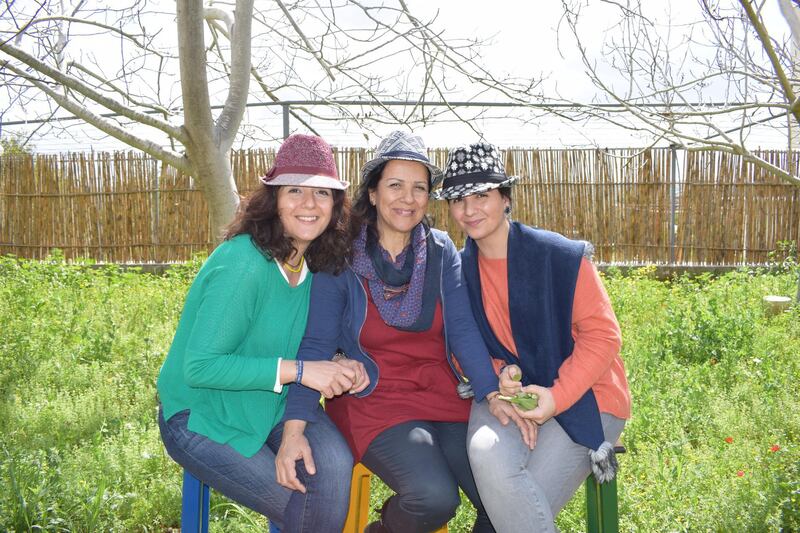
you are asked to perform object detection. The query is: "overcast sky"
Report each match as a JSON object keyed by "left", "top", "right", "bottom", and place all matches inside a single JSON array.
[{"left": 1, "top": 0, "right": 794, "bottom": 152}]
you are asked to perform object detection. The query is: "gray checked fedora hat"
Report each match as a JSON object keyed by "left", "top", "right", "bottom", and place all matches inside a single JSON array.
[
  {"left": 361, "top": 130, "right": 444, "bottom": 188},
  {"left": 433, "top": 142, "right": 518, "bottom": 200}
]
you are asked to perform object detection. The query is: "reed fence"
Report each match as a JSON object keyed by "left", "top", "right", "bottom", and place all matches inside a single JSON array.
[{"left": 1, "top": 147, "right": 798, "bottom": 265}]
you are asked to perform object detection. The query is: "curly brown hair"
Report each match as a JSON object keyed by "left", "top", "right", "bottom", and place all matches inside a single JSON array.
[{"left": 223, "top": 185, "right": 350, "bottom": 274}]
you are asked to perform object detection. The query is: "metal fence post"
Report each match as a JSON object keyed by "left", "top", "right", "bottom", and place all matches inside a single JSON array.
[
  {"left": 669, "top": 144, "right": 678, "bottom": 265},
  {"left": 282, "top": 104, "right": 290, "bottom": 139}
]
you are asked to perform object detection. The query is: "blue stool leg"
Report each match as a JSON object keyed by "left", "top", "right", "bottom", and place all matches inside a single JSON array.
[{"left": 182, "top": 470, "right": 209, "bottom": 533}]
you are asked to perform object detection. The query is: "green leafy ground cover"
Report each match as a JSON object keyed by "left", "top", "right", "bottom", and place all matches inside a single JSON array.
[{"left": 1, "top": 254, "right": 798, "bottom": 532}]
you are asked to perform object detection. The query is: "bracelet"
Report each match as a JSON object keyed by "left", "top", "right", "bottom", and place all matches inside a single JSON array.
[{"left": 295, "top": 360, "right": 304, "bottom": 384}]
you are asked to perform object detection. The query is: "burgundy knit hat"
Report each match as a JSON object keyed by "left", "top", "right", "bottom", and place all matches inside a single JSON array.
[{"left": 261, "top": 134, "right": 348, "bottom": 190}]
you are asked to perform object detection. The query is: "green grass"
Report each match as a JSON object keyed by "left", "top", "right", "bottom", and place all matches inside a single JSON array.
[{"left": 1, "top": 254, "right": 798, "bottom": 532}]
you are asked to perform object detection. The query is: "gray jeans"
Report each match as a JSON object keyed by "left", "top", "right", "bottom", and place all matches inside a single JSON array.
[{"left": 467, "top": 401, "right": 625, "bottom": 533}]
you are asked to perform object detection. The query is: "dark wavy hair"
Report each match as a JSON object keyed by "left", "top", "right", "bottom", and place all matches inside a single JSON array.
[
  {"left": 223, "top": 184, "right": 350, "bottom": 274},
  {"left": 498, "top": 186, "right": 513, "bottom": 204},
  {"left": 349, "top": 161, "right": 432, "bottom": 245}
]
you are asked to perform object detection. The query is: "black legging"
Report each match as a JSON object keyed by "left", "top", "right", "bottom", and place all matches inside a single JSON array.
[{"left": 361, "top": 420, "right": 495, "bottom": 533}]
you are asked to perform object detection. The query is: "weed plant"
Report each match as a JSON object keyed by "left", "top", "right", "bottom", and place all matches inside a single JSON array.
[{"left": 0, "top": 254, "right": 798, "bottom": 532}]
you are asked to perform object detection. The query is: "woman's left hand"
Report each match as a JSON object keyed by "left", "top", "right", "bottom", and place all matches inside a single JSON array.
[
  {"left": 515, "top": 385, "right": 556, "bottom": 426},
  {"left": 334, "top": 358, "right": 369, "bottom": 393}
]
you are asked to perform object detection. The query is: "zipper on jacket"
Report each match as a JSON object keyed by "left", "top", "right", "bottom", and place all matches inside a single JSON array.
[{"left": 353, "top": 268, "right": 379, "bottom": 395}]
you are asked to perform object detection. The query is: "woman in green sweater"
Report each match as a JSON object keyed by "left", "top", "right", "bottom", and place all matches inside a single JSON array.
[{"left": 157, "top": 134, "right": 368, "bottom": 532}]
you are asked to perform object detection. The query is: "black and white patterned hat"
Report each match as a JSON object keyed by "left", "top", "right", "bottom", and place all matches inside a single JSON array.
[{"left": 433, "top": 142, "right": 518, "bottom": 200}]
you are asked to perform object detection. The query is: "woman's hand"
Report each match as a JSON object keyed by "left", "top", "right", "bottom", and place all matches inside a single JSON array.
[
  {"left": 300, "top": 360, "right": 360, "bottom": 398},
  {"left": 275, "top": 420, "right": 314, "bottom": 493},
  {"left": 486, "top": 392, "right": 538, "bottom": 450},
  {"left": 514, "top": 385, "right": 556, "bottom": 426},
  {"left": 498, "top": 364, "right": 523, "bottom": 396},
  {"left": 334, "top": 358, "right": 369, "bottom": 394}
]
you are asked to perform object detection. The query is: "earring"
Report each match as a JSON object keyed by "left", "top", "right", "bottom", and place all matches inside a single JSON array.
[{"left": 504, "top": 205, "right": 512, "bottom": 215}]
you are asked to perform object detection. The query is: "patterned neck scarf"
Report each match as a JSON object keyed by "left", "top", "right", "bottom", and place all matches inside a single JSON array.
[{"left": 351, "top": 223, "right": 437, "bottom": 331}]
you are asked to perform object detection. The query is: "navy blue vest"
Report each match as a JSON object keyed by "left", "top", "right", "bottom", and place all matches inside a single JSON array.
[{"left": 461, "top": 222, "right": 605, "bottom": 450}]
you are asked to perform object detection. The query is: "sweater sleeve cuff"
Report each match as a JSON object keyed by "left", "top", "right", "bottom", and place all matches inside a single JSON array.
[
  {"left": 473, "top": 382, "right": 500, "bottom": 402},
  {"left": 273, "top": 358, "right": 283, "bottom": 393},
  {"left": 282, "top": 385, "right": 323, "bottom": 422}
]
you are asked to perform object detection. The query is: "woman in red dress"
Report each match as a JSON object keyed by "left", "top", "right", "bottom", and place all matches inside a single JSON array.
[{"left": 278, "top": 131, "right": 515, "bottom": 533}]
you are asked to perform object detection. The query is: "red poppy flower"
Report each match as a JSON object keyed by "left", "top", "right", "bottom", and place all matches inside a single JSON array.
[
  {"left": 770, "top": 445, "right": 780, "bottom": 452},
  {"left": 737, "top": 470, "right": 745, "bottom": 477},
  {"left": 724, "top": 437, "right": 733, "bottom": 444}
]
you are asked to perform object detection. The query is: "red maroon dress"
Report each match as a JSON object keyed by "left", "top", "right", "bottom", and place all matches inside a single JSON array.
[{"left": 325, "top": 288, "right": 471, "bottom": 461}]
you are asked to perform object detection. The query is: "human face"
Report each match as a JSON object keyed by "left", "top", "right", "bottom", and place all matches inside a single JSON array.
[
  {"left": 369, "top": 159, "right": 430, "bottom": 244},
  {"left": 277, "top": 186, "right": 335, "bottom": 252},
  {"left": 448, "top": 188, "right": 510, "bottom": 246}
]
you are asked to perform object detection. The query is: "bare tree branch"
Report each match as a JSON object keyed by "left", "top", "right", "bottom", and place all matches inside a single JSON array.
[
  {"left": 274, "top": 0, "right": 336, "bottom": 81},
  {"left": 214, "top": 0, "right": 253, "bottom": 150},
  {"left": 0, "top": 58, "right": 188, "bottom": 170},
  {"left": 559, "top": 0, "right": 800, "bottom": 187},
  {"left": 0, "top": 41, "right": 185, "bottom": 139}
]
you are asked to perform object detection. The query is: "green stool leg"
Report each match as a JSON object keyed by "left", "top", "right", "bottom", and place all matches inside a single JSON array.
[{"left": 585, "top": 474, "right": 618, "bottom": 533}]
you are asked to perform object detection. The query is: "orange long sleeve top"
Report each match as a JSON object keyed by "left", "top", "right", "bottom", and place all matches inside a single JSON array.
[{"left": 478, "top": 255, "right": 631, "bottom": 420}]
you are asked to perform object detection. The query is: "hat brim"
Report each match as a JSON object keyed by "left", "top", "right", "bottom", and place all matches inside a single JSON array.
[
  {"left": 362, "top": 156, "right": 444, "bottom": 189},
  {"left": 433, "top": 175, "right": 518, "bottom": 200},
  {"left": 261, "top": 173, "right": 349, "bottom": 190}
]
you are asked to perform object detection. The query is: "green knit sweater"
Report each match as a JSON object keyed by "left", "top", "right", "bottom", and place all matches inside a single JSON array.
[{"left": 157, "top": 234, "right": 312, "bottom": 457}]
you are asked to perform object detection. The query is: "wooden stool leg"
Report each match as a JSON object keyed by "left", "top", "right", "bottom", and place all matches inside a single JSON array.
[{"left": 343, "top": 463, "right": 373, "bottom": 533}]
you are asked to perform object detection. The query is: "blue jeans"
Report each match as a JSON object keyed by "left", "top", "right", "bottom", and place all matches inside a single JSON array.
[
  {"left": 361, "top": 420, "right": 495, "bottom": 533},
  {"left": 468, "top": 401, "right": 626, "bottom": 533},
  {"left": 158, "top": 406, "right": 353, "bottom": 533}
]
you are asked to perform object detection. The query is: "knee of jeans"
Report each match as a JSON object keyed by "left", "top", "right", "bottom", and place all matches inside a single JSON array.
[
  {"left": 399, "top": 482, "right": 460, "bottom": 522},
  {"left": 468, "top": 425, "right": 502, "bottom": 465},
  {"left": 316, "top": 443, "right": 354, "bottom": 476},
  {"left": 300, "top": 447, "right": 353, "bottom": 495}
]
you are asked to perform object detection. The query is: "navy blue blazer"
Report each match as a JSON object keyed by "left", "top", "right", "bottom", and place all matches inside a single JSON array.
[{"left": 284, "top": 227, "right": 499, "bottom": 423}]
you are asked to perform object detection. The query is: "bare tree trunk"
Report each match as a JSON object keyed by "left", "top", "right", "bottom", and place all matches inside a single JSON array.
[
  {"left": 190, "top": 153, "right": 240, "bottom": 241},
  {"left": 177, "top": 0, "right": 252, "bottom": 241}
]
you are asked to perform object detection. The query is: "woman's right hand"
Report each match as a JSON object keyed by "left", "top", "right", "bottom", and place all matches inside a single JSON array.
[
  {"left": 333, "top": 358, "right": 369, "bottom": 394},
  {"left": 487, "top": 392, "right": 538, "bottom": 450},
  {"left": 301, "top": 360, "right": 362, "bottom": 398},
  {"left": 276, "top": 420, "right": 314, "bottom": 493},
  {"left": 499, "top": 364, "right": 523, "bottom": 396}
]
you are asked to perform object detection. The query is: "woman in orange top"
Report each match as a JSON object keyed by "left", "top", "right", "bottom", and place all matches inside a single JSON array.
[{"left": 436, "top": 142, "right": 631, "bottom": 533}]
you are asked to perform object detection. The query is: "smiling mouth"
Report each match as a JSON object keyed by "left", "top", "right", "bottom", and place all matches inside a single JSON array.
[
  {"left": 296, "top": 216, "right": 319, "bottom": 223},
  {"left": 393, "top": 208, "right": 416, "bottom": 216}
]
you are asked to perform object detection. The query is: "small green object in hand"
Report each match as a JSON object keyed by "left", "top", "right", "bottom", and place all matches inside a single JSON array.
[
  {"left": 497, "top": 392, "right": 539, "bottom": 411},
  {"left": 510, "top": 371, "right": 522, "bottom": 382}
]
